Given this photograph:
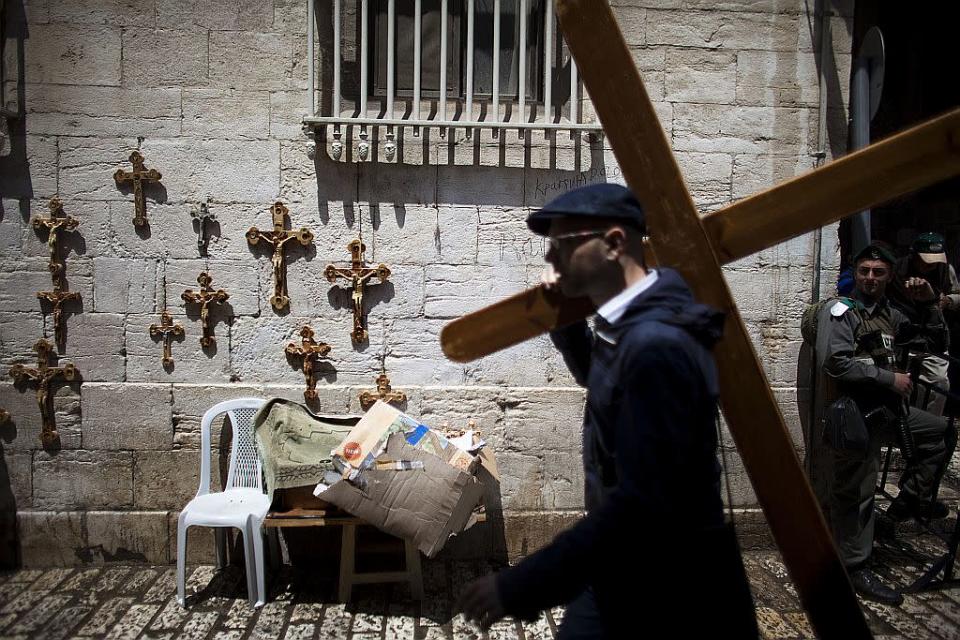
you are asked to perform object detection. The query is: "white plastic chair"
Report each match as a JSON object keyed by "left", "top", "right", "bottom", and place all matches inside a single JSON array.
[{"left": 177, "top": 398, "right": 270, "bottom": 608}]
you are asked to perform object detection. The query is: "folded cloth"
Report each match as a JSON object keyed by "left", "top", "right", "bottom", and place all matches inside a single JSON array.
[{"left": 253, "top": 398, "right": 360, "bottom": 500}]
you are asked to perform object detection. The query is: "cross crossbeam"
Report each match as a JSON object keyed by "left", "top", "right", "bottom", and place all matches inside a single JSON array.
[{"left": 358, "top": 373, "right": 406, "bottom": 409}]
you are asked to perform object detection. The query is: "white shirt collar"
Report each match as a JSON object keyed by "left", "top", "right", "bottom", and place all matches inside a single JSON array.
[{"left": 596, "top": 270, "right": 659, "bottom": 325}]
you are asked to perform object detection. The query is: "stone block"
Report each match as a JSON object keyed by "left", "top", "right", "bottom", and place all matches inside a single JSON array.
[
  {"left": 797, "top": 14, "right": 853, "bottom": 54},
  {"left": 134, "top": 450, "right": 210, "bottom": 510},
  {"left": 227, "top": 316, "right": 321, "bottom": 386},
  {"left": 33, "top": 450, "right": 134, "bottom": 509},
  {"left": 424, "top": 264, "right": 529, "bottom": 319},
  {"left": 250, "top": 247, "right": 341, "bottom": 318},
  {"left": 323, "top": 261, "right": 423, "bottom": 321},
  {"left": 745, "top": 321, "right": 803, "bottom": 387},
  {"left": 125, "top": 313, "right": 232, "bottom": 385},
  {"left": 0, "top": 383, "right": 82, "bottom": 451},
  {"left": 418, "top": 386, "right": 505, "bottom": 439},
  {"left": 122, "top": 29, "right": 209, "bottom": 87},
  {"left": 383, "top": 318, "right": 466, "bottom": 386},
  {"left": 24, "top": 25, "right": 122, "bottom": 85},
  {"left": 358, "top": 161, "right": 439, "bottom": 209},
  {"left": 437, "top": 165, "right": 525, "bottom": 209},
  {"left": 273, "top": 0, "right": 310, "bottom": 33},
  {"left": 56, "top": 312, "right": 125, "bottom": 382},
  {"left": 140, "top": 139, "right": 281, "bottom": 205},
  {"left": 81, "top": 383, "right": 173, "bottom": 450},
  {"left": 17, "top": 511, "right": 86, "bottom": 566},
  {"left": 25, "top": 85, "right": 181, "bottom": 137},
  {"left": 182, "top": 90, "right": 271, "bottom": 140},
  {"left": 371, "top": 205, "right": 478, "bottom": 266},
  {"left": 48, "top": 0, "right": 157, "bottom": 26},
  {"left": 0, "top": 204, "right": 22, "bottom": 257},
  {"left": 476, "top": 206, "right": 545, "bottom": 267},
  {"left": 93, "top": 258, "right": 159, "bottom": 314},
  {"left": 495, "top": 451, "right": 542, "bottom": 510},
  {"left": 664, "top": 48, "right": 737, "bottom": 105},
  {"left": 270, "top": 90, "right": 316, "bottom": 140},
  {"left": 0, "top": 136, "right": 58, "bottom": 200},
  {"left": 646, "top": 9, "right": 799, "bottom": 51},
  {"left": 2, "top": 450, "right": 32, "bottom": 508},
  {"left": 611, "top": 6, "right": 646, "bottom": 46},
  {"left": 498, "top": 388, "right": 585, "bottom": 454},
  {"left": 503, "top": 511, "right": 580, "bottom": 562},
  {"left": 724, "top": 265, "right": 810, "bottom": 324},
  {"left": 0, "top": 257, "right": 92, "bottom": 318},
  {"left": 674, "top": 152, "right": 733, "bottom": 212},
  {"left": 736, "top": 51, "right": 821, "bottom": 108},
  {"left": 58, "top": 137, "right": 142, "bottom": 202},
  {"left": 106, "top": 202, "right": 205, "bottom": 259},
  {"left": 157, "top": 0, "right": 274, "bottom": 31},
  {"left": 209, "top": 32, "right": 305, "bottom": 91},
  {"left": 673, "top": 104, "right": 810, "bottom": 155},
  {"left": 731, "top": 153, "right": 816, "bottom": 201},
  {"left": 631, "top": 47, "right": 666, "bottom": 102},
  {"left": 164, "top": 258, "right": 261, "bottom": 318},
  {"left": 171, "top": 384, "right": 268, "bottom": 450},
  {"left": 0, "top": 312, "right": 45, "bottom": 367},
  {"left": 541, "top": 451, "right": 584, "bottom": 510},
  {"left": 84, "top": 511, "right": 170, "bottom": 564},
  {"left": 464, "top": 334, "right": 575, "bottom": 388}
]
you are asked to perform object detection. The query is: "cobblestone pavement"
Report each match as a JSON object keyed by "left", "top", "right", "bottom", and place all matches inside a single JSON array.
[{"left": 1, "top": 525, "right": 960, "bottom": 640}]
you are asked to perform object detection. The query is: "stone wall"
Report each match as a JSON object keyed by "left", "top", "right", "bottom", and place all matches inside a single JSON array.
[{"left": 0, "top": 0, "right": 852, "bottom": 566}]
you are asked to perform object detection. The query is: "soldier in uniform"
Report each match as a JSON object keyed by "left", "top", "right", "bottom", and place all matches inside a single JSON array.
[{"left": 816, "top": 242, "right": 955, "bottom": 605}]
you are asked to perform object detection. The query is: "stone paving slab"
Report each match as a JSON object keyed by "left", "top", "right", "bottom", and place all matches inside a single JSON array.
[{"left": 1, "top": 537, "right": 959, "bottom": 639}]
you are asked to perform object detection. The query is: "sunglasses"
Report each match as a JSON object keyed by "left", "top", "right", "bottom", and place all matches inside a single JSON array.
[{"left": 545, "top": 230, "right": 606, "bottom": 252}]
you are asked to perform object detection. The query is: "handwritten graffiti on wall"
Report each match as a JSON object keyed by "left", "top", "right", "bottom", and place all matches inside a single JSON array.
[{"left": 533, "top": 165, "right": 623, "bottom": 200}]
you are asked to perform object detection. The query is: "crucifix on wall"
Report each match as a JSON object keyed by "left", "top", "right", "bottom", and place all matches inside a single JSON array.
[
  {"left": 358, "top": 373, "right": 406, "bottom": 410},
  {"left": 149, "top": 310, "right": 184, "bottom": 369},
  {"left": 285, "top": 326, "right": 331, "bottom": 402},
  {"left": 246, "top": 202, "right": 314, "bottom": 311},
  {"left": 0, "top": 409, "right": 9, "bottom": 425},
  {"left": 324, "top": 239, "right": 390, "bottom": 343},
  {"left": 9, "top": 338, "right": 79, "bottom": 449},
  {"left": 181, "top": 272, "right": 230, "bottom": 348},
  {"left": 32, "top": 197, "right": 79, "bottom": 282},
  {"left": 37, "top": 280, "right": 81, "bottom": 354},
  {"left": 114, "top": 151, "right": 162, "bottom": 228}
]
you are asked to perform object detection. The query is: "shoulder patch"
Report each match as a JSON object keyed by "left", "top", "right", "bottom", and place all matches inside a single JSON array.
[{"left": 830, "top": 300, "right": 851, "bottom": 317}]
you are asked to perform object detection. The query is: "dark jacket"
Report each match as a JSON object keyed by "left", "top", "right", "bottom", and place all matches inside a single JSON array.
[{"left": 496, "top": 269, "right": 757, "bottom": 637}]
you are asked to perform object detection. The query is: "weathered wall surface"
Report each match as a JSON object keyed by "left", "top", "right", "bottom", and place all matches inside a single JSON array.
[{"left": 0, "top": 0, "right": 852, "bottom": 566}]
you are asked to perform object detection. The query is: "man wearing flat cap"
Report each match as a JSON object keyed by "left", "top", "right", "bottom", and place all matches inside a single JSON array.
[
  {"left": 888, "top": 232, "right": 960, "bottom": 416},
  {"left": 814, "top": 241, "right": 955, "bottom": 605},
  {"left": 458, "top": 183, "right": 758, "bottom": 638}
]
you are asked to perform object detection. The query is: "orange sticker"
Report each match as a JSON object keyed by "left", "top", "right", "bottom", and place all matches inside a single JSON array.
[{"left": 343, "top": 442, "right": 362, "bottom": 461}]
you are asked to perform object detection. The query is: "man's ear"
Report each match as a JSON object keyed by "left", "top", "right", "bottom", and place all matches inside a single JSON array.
[{"left": 604, "top": 227, "right": 627, "bottom": 258}]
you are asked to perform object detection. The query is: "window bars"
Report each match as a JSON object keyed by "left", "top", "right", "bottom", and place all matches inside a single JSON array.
[{"left": 303, "top": 0, "right": 603, "bottom": 162}]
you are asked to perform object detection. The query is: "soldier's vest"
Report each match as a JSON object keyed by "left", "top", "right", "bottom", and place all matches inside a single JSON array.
[{"left": 844, "top": 299, "right": 899, "bottom": 411}]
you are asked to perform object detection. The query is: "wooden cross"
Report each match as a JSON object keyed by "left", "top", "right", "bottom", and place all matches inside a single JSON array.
[
  {"left": 9, "top": 338, "right": 78, "bottom": 449},
  {"left": 31, "top": 197, "right": 79, "bottom": 283},
  {"left": 191, "top": 200, "right": 216, "bottom": 256},
  {"left": 324, "top": 239, "right": 391, "bottom": 343},
  {"left": 181, "top": 272, "right": 230, "bottom": 348},
  {"left": 440, "top": 2, "right": 960, "bottom": 636},
  {"left": 113, "top": 151, "right": 162, "bottom": 228},
  {"left": 149, "top": 310, "right": 184, "bottom": 368},
  {"left": 37, "top": 281, "right": 81, "bottom": 353},
  {"left": 246, "top": 202, "right": 314, "bottom": 311},
  {"left": 284, "top": 326, "right": 331, "bottom": 401},
  {"left": 358, "top": 373, "right": 406, "bottom": 410}
]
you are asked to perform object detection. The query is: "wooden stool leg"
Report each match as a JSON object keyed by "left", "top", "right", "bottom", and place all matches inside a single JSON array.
[
  {"left": 338, "top": 524, "right": 356, "bottom": 603},
  {"left": 404, "top": 538, "right": 424, "bottom": 600}
]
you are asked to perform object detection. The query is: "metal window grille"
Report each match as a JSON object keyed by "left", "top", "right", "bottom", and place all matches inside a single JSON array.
[{"left": 303, "top": 0, "right": 602, "bottom": 163}]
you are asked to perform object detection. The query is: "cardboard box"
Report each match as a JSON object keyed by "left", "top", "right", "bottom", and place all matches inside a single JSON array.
[{"left": 319, "top": 401, "right": 493, "bottom": 557}]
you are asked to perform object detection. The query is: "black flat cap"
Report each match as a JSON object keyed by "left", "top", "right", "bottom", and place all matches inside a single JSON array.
[{"left": 526, "top": 183, "right": 646, "bottom": 236}]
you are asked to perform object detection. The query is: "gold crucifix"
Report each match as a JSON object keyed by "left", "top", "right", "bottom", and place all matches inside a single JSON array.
[
  {"left": 358, "top": 373, "right": 406, "bottom": 410},
  {"left": 246, "top": 202, "right": 314, "bottom": 311},
  {"left": 37, "top": 280, "right": 81, "bottom": 354},
  {"left": 324, "top": 239, "right": 391, "bottom": 343},
  {"left": 285, "top": 326, "right": 331, "bottom": 402},
  {"left": 9, "top": 338, "right": 79, "bottom": 449},
  {"left": 114, "top": 151, "right": 162, "bottom": 228},
  {"left": 181, "top": 272, "right": 230, "bottom": 348},
  {"left": 149, "top": 310, "right": 185, "bottom": 369},
  {"left": 0, "top": 409, "right": 9, "bottom": 425},
  {"left": 31, "top": 197, "right": 79, "bottom": 282}
]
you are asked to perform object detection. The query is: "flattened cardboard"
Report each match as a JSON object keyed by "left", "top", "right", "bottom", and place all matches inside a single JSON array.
[{"left": 319, "top": 432, "right": 484, "bottom": 557}]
